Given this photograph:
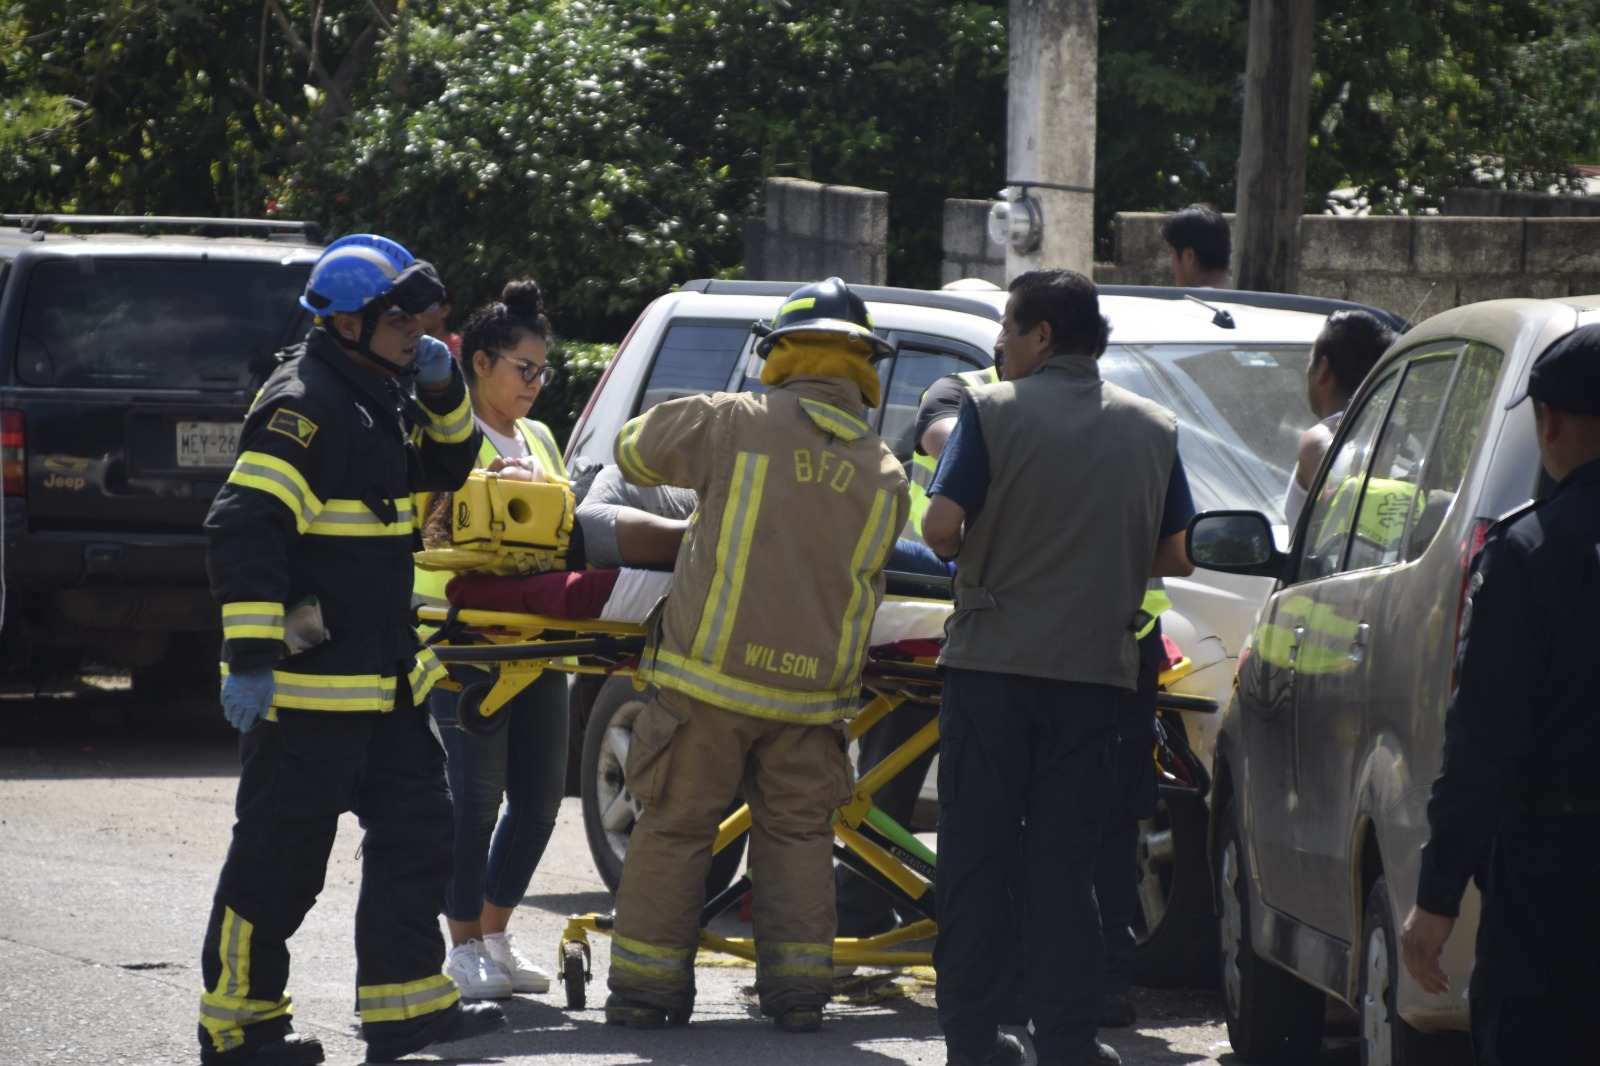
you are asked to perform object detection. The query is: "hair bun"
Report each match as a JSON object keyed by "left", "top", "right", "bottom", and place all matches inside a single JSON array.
[{"left": 501, "top": 279, "right": 546, "bottom": 320}]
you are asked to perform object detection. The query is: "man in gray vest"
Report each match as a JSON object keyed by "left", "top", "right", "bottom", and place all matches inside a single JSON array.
[{"left": 923, "top": 269, "right": 1183, "bottom": 1066}]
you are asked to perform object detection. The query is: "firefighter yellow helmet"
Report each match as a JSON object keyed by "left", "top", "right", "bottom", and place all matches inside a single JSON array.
[{"left": 753, "top": 277, "right": 896, "bottom": 362}]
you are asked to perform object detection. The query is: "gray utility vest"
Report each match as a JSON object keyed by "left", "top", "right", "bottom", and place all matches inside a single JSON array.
[{"left": 940, "top": 355, "right": 1177, "bottom": 689}]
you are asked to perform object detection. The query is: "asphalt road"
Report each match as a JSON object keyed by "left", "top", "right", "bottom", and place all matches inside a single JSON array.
[{"left": 0, "top": 681, "right": 1357, "bottom": 1066}]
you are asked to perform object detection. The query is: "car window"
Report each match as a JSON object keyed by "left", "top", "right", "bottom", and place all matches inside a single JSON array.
[
  {"left": 1405, "top": 342, "right": 1506, "bottom": 559},
  {"left": 1343, "top": 354, "right": 1456, "bottom": 572},
  {"left": 15, "top": 259, "right": 311, "bottom": 388},
  {"left": 637, "top": 322, "right": 751, "bottom": 415},
  {"left": 876, "top": 335, "right": 986, "bottom": 465},
  {"left": 1296, "top": 367, "right": 1401, "bottom": 582},
  {"left": 1101, "top": 342, "right": 1311, "bottom": 521}
]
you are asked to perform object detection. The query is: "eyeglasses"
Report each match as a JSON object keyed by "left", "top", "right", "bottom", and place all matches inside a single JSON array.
[{"left": 503, "top": 357, "right": 556, "bottom": 387}]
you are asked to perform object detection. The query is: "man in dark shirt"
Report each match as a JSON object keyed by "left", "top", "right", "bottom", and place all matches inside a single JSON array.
[{"left": 1401, "top": 324, "right": 1600, "bottom": 1063}]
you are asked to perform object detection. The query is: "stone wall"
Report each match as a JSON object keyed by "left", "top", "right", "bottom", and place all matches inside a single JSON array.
[
  {"left": 1098, "top": 212, "right": 1600, "bottom": 320},
  {"left": 939, "top": 198, "right": 1007, "bottom": 287},
  {"left": 743, "top": 177, "right": 889, "bottom": 284}
]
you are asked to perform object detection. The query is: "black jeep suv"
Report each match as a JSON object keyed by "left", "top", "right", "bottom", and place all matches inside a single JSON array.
[{"left": 0, "top": 215, "right": 324, "bottom": 690}]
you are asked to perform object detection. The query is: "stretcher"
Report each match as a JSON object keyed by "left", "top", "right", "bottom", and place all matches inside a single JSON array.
[{"left": 416, "top": 568, "right": 1215, "bottom": 1011}]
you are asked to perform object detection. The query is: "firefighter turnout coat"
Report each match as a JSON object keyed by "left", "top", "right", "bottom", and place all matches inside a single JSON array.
[
  {"left": 206, "top": 326, "right": 480, "bottom": 710},
  {"left": 615, "top": 372, "right": 910, "bottom": 723}
]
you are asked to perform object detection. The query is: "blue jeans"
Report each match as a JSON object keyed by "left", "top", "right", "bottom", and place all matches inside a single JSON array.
[{"left": 428, "top": 668, "right": 568, "bottom": 921}]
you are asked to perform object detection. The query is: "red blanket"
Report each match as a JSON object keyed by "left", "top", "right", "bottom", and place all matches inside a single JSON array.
[{"left": 446, "top": 570, "right": 621, "bottom": 619}]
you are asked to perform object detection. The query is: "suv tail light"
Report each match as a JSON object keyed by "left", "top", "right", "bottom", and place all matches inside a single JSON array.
[
  {"left": 1451, "top": 517, "right": 1495, "bottom": 690},
  {"left": 1, "top": 411, "right": 22, "bottom": 496}
]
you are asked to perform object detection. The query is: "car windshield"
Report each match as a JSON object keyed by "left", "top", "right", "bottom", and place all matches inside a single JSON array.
[
  {"left": 16, "top": 259, "right": 313, "bottom": 389},
  {"left": 1101, "top": 342, "right": 1311, "bottom": 523}
]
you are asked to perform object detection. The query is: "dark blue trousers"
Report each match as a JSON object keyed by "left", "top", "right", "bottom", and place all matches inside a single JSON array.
[{"left": 934, "top": 667, "right": 1120, "bottom": 1062}]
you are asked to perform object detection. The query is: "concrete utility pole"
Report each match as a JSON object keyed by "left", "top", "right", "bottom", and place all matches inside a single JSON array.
[
  {"left": 1006, "top": 0, "right": 1097, "bottom": 279},
  {"left": 1234, "top": 0, "right": 1315, "bottom": 293}
]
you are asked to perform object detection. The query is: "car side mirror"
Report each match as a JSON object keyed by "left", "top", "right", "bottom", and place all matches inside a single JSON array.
[{"left": 1186, "top": 510, "right": 1287, "bottom": 580}]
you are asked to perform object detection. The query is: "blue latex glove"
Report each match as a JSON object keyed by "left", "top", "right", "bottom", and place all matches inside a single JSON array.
[
  {"left": 414, "top": 335, "right": 455, "bottom": 387},
  {"left": 221, "top": 669, "right": 275, "bottom": 734}
]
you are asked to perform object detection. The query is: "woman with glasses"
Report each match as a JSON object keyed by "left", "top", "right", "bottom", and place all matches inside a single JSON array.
[{"left": 417, "top": 279, "right": 569, "bottom": 1000}]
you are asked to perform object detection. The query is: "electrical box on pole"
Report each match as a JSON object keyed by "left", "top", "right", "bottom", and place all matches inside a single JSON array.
[{"left": 1003, "top": 0, "right": 1097, "bottom": 280}]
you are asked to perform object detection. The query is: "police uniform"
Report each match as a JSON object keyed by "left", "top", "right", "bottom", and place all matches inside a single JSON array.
[
  {"left": 197, "top": 323, "right": 479, "bottom": 1062},
  {"left": 1416, "top": 336, "right": 1600, "bottom": 1062}
]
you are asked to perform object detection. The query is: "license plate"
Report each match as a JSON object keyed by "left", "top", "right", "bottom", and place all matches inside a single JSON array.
[{"left": 176, "top": 421, "right": 241, "bottom": 468}]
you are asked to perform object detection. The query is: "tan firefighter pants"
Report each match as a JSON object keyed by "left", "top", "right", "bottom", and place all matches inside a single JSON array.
[{"left": 607, "top": 688, "right": 854, "bottom": 1018}]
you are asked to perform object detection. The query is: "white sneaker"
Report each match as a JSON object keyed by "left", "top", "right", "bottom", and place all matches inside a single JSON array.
[
  {"left": 482, "top": 930, "right": 551, "bottom": 993},
  {"left": 444, "top": 940, "right": 513, "bottom": 999}
]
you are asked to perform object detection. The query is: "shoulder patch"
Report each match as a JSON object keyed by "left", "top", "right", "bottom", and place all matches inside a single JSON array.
[{"left": 266, "top": 408, "right": 319, "bottom": 448}]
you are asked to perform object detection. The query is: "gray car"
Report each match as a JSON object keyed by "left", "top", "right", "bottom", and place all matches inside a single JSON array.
[{"left": 1187, "top": 294, "right": 1600, "bottom": 1063}]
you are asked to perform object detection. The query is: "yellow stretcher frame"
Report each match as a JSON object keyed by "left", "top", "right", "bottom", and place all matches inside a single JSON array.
[{"left": 415, "top": 602, "right": 1209, "bottom": 1010}]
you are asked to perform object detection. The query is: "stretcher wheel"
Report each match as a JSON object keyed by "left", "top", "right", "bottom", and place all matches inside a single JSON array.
[
  {"left": 562, "top": 941, "right": 587, "bottom": 1009},
  {"left": 456, "top": 679, "right": 509, "bottom": 737}
]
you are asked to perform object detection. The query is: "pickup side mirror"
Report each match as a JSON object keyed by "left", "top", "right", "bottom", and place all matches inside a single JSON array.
[{"left": 1186, "top": 510, "right": 1288, "bottom": 580}]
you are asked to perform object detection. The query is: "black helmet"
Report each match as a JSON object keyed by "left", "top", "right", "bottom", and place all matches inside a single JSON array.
[{"left": 753, "top": 277, "right": 895, "bottom": 362}]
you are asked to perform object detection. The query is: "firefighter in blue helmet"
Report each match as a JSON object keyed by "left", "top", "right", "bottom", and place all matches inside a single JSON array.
[{"left": 195, "top": 234, "right": 498, "bottom": 1065}]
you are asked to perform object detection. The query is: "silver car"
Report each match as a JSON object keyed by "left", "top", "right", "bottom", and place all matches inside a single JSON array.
[{"left": 1187, "top": 294, "right": 1599, "bottom": 1063}]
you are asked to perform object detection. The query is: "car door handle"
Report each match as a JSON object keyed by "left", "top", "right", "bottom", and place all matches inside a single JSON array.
[{"left": 1350, "top": 622, "right": 1369, "bottom": 664}]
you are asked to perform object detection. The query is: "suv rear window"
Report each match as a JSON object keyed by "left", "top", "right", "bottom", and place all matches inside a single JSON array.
[
  {"left": 638, "top": 322, "right": 751, "bottom": 414},
  {"left": 15, "top": 259, "right": 311, "bottom": 389}
]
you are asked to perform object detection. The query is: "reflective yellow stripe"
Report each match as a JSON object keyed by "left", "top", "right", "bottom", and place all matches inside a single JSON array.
[
  {"left": 218, "top": 906, "right": 252, "bottom": 999},
  {"left": 691, "top": 452, "right": 767, "bottom": 668},
  {"left": 643, "top": 648, "right": 858, "bottom": 723},
  {"left": 198, "top": 993, "right": 291, "bottom": 1053},
  {"left": 780, "top": 296, "right": 817, "bottom": 316},
  {"left": 616, "top": 417, "right": 663, "bottom": 486},
  {"left": 1135, "top": 587, "right": 1173, "bottom": 640},
  {"left": 200, "top": 907, "right": 292, "bottom": 1052},
  {"left": 610, "top": 933, "right": 695, "bottom": 985},
  {"left": 408, "top": 646, "right": 447, "bottom": 705},
  {"left": 228, "top": 451, "right": 323, "bottom": 533},
  {"left": 304, "top": 497, "right": 414, "bottom": 537},
  {"left": 797, "top": 398, "right": 869, "bottom": 442},
  {"left": 357, "top": 973, "right": 459, "bottom": 1023},
  {"left": 423, "top": 393, "right": 475, "bottom": 444},
  {"left": 270, "top": 670, "right": 396, "bottom": 712},
  {"left": 756, "top": 940, "right": 833, "bottom": 978},
  {"left": 221, "top": 601, "right": 285, "bottom": 642},
  {"left": 831, "top": 488, "right": 896, "bottom": 687}
]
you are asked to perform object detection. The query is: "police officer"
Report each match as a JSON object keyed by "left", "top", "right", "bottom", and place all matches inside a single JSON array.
[
  {"left": 603, "top": 277, "right": 910, "bottom": 1034},
  {"left": 1401, "top": 324, "right": 1600, "bottom": 1063},
  {"left": 197, "top": 235, "right": 500, "bottom": 1066}
]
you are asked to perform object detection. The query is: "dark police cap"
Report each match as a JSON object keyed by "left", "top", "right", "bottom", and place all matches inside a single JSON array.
[{"left": 1505, "top": 323, "right": 1600, "bottom": 414}]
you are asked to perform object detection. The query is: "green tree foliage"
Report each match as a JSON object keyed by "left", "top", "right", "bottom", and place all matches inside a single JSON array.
[
  {"left": 1308, "top": 0, "right": 1600, "bottom": 212},
  {"left": 1096, "top": 0, "right": 1248, "bottom": 254},
  {"left": 0, "top": 1, "right": 391, "bottom": 216},
  {"left": 279, "top": 1, "right": 1006, "bottom": 338},
  {"left": 1096, "top": 0, "right": 1600, "bottom": 240}
]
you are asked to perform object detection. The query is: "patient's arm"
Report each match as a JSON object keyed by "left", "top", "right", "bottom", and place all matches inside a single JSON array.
[{"left": 614, "top": 508, "right": 689, "bottom": 566}]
